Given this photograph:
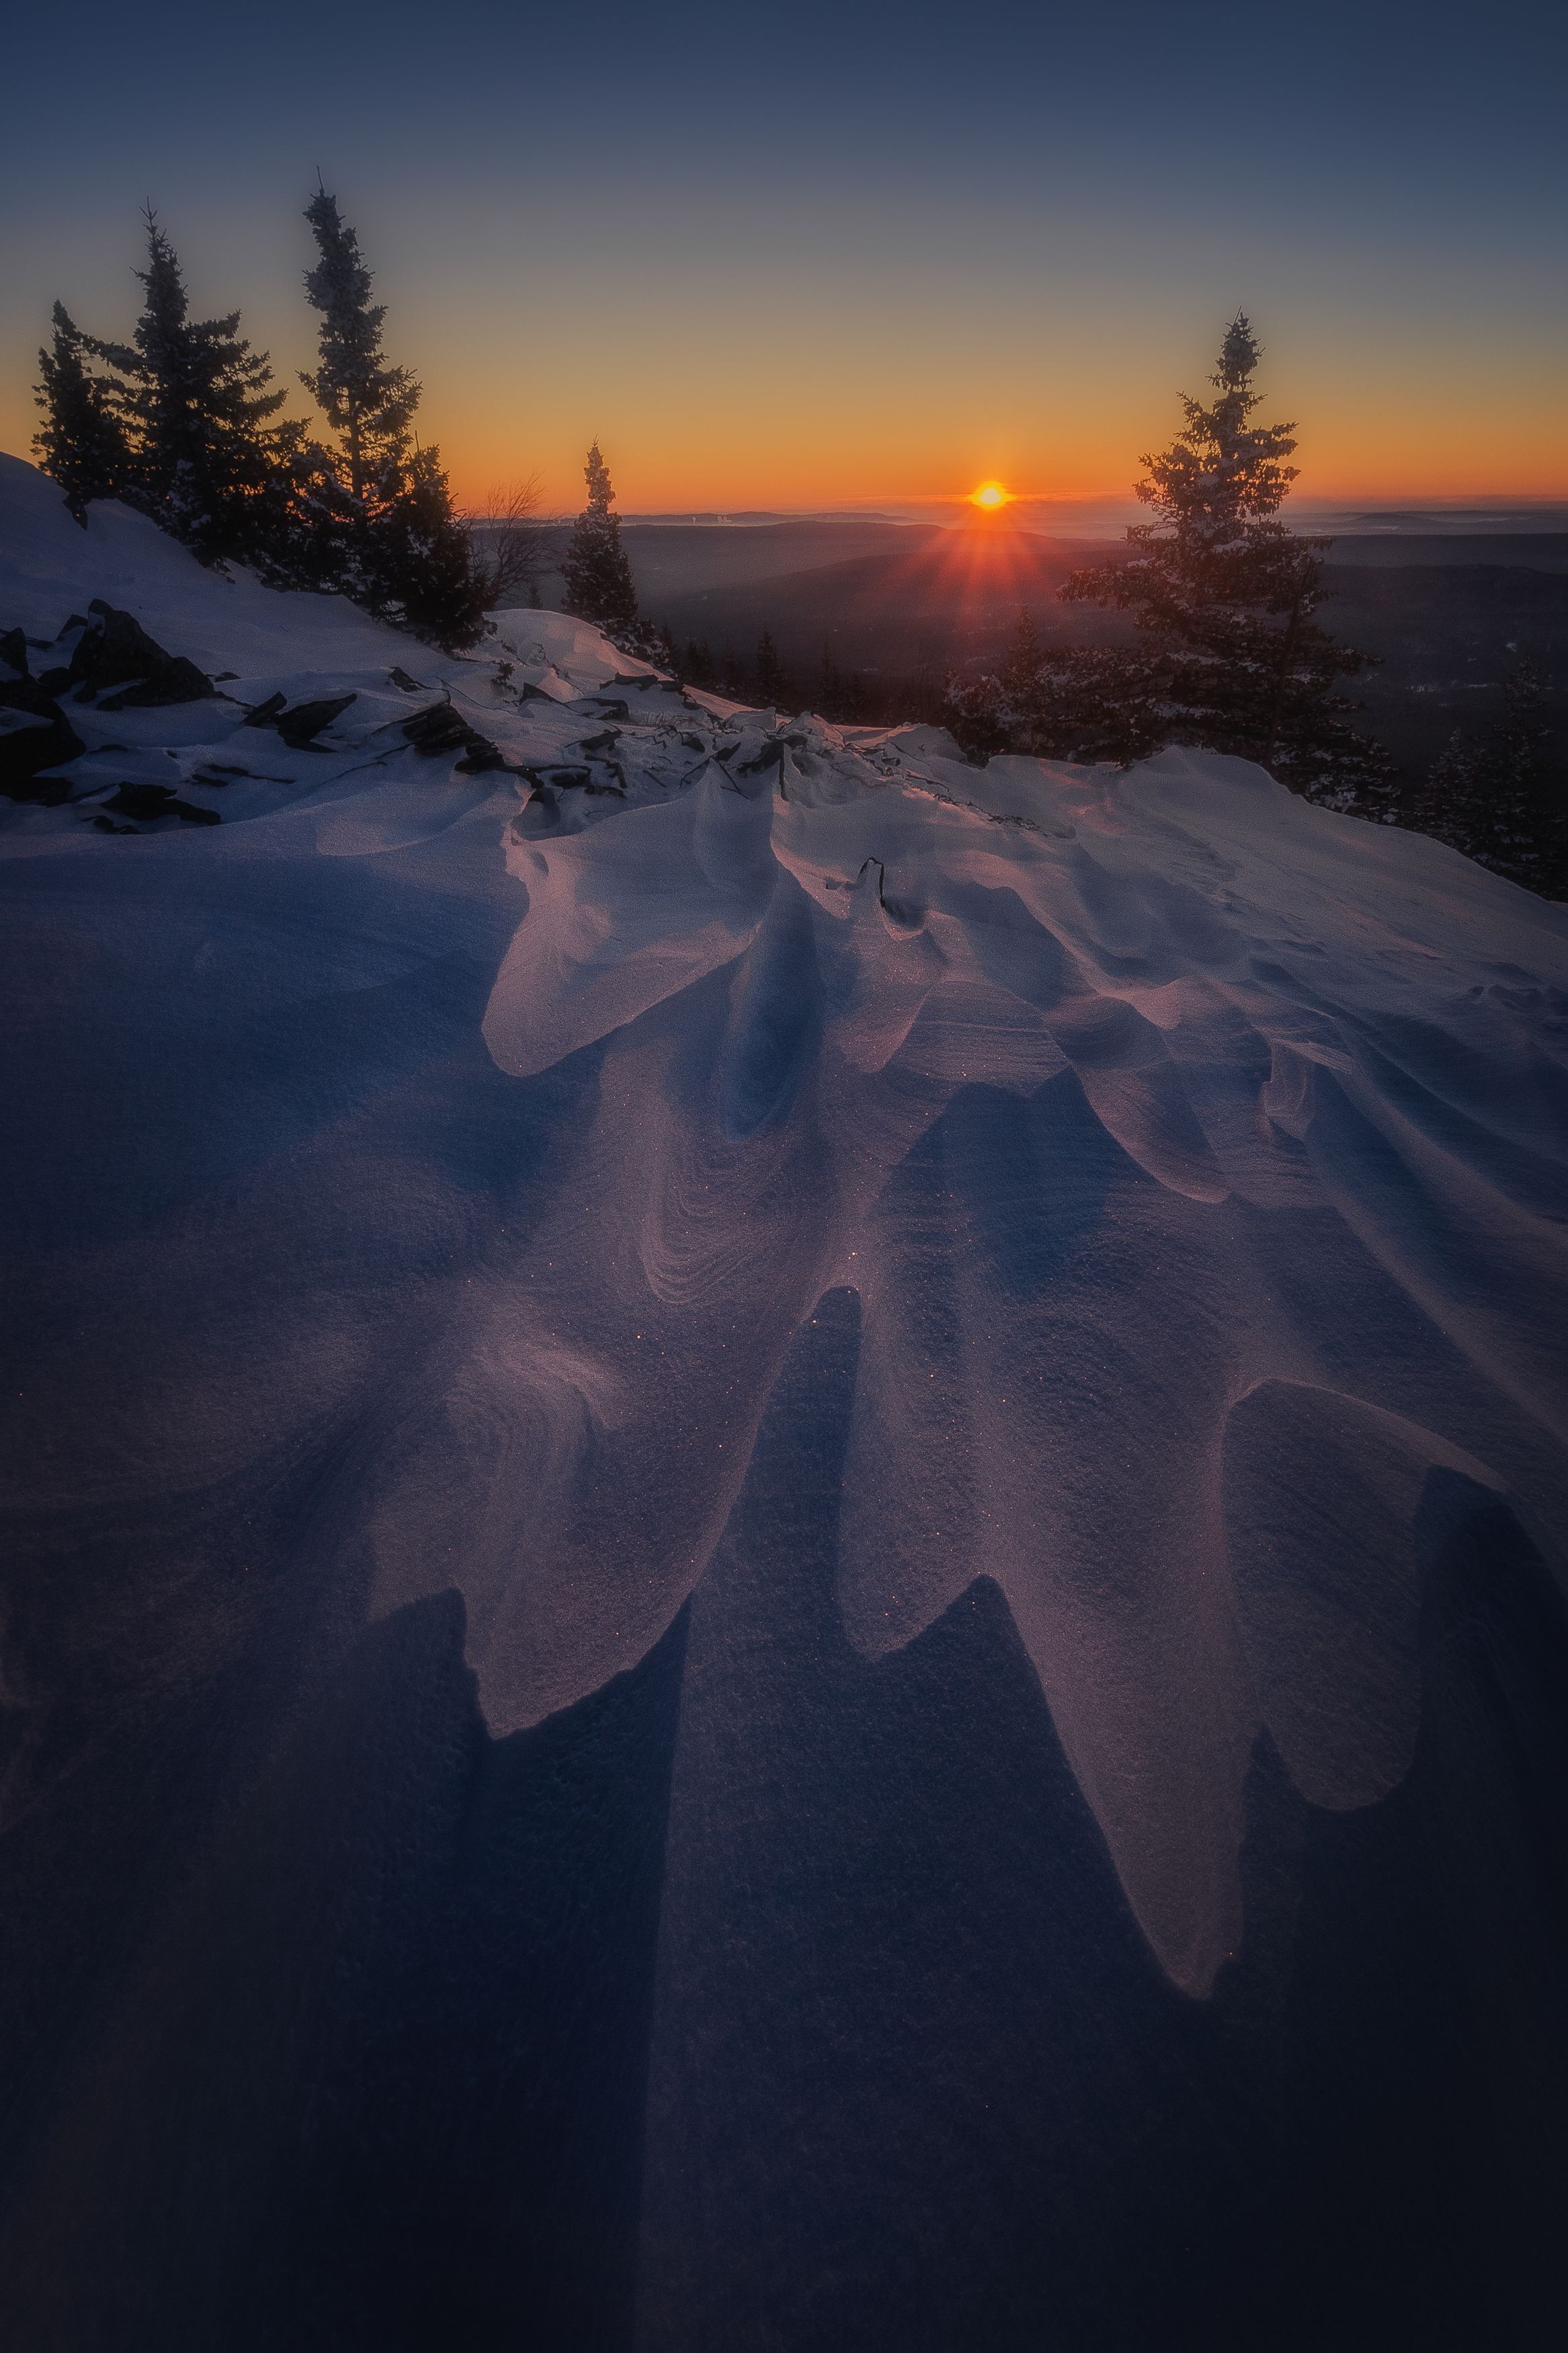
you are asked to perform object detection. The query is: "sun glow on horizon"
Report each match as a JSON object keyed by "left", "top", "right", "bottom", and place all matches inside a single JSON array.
[{"left": 971, "top": 482, "right": 1012, "bottom": 509}]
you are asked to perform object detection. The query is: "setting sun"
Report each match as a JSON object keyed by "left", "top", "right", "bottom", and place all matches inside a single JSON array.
[{"left": 971, "top": 482, "right": 1012, "bottom": 508}]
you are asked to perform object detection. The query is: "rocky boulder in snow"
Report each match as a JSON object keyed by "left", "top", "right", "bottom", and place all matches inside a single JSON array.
[
  {"left": 99, "top": 782, "right": 221, "bottom": 826},
  {"left": 56, "top": 600, "right": 213, "bottom": 708},
  {"left": 0, "top": 638, "right": 85, "bottom": 801},
  {"left": 243, "top": 689, "right": 360, "bottom": 748},
  {"left": 401, "top": 698, "right": 509, "bottom": 770}
]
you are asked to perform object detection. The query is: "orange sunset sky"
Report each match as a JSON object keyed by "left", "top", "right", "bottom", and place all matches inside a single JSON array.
[{"left": 3, "top": 2, "right": 1564, "bottom": 519}]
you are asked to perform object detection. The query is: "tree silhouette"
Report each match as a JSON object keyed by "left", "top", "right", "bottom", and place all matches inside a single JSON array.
[
  {"left": 298, "top": 184, "right": 487, "bottom": 645},
  {"left": 1061, "top": 315, "right": 1389, "bottom": 800},
  {"left": 300, "top": 184, "right": 419, "bottom": 506},
  {"left": 34, "top": 303, "right": 132, "bottom": 520},
  {"left": 755, "top": 626, "right": 786, "bottom": 707},
  {"left": 561, "top": 442, "right": 638, "bottom": 626},
  {"left": 92, "top": 211, "right": 293, "bottom": 563}
]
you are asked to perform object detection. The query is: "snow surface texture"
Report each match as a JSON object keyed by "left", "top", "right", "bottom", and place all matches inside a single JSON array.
[
  {"left": 5, "top": 449, "right": 1568, "bottom": 1980},
  {"left": 3, "top": 455, "right": 1568, "bottom": 2341}
]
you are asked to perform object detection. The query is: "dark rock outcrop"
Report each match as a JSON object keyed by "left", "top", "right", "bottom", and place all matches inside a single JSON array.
[
  {"left": 274, "top": 694, "right": 357, "bottom": 750},
  {"left": 100, "top": 783, "right": 222, "bottom": 826},
  {"left": 243, "top": 691, "right": 358, "bottom": 749},
  {"left": 0, "top": 666, "right": 85, "bottom": 803},
  {"left": 403, "top": 701, "right": 508, "bottom": 771},
  {"left": 67, "top": 602, "right": 212, "bottom": 709}
]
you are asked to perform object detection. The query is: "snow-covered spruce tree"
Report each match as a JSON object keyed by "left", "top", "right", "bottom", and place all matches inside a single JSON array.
[
  {"left": 561, "top": 443, "right": 638, "bottom": 627},
  {"left": 946, "top": 619, "right": 1165, "bottom": 764},
  {"left": 34, "top": 303, "right": 134, "bottom": 520},
  {"left": 299, "top": 184, "right": 486, "bottom": 646},
  {"left": 1061, "top": 315, "right": 1391, "bottom": 804},
  {"left": 93, "top": 212, "right": 294, "bottom": 565}
]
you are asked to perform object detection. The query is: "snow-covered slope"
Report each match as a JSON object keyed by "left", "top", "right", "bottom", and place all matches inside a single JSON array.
[
  {"left": 3, "top": 454, "right": 1567, "bottom": 2343},
  {"left": 0, "top": 450, "right": 412, "bottom": 676}
]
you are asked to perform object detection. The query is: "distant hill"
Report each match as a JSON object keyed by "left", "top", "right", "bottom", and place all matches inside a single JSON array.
[
  {"left": 601, "top": 521, "right": 1566, "bottom": 779},
  {"left": 546, "top": 516, "right": 946, "bottom": 606},
  {"left": 1322, "top": 534, "right": 1568, "bottom": 573},
  {"left": 1320, "top": 561, "right": 1568, "bottom": 775},
  {"left": 641, "top": 529, "right": 1128, "bottom": 688}
]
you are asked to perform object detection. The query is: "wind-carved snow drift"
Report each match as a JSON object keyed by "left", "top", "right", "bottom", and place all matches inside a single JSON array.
[
  {"left": 4, "top": 454, "right": 1566, "bottom": 1999},
  {"left": 379, "top": 734, "right": 1566, "bottom": 1998}
]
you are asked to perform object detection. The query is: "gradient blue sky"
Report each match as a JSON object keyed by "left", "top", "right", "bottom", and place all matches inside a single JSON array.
[{"left": 4, "top": 0, "right": 1564, "bottom": 510}]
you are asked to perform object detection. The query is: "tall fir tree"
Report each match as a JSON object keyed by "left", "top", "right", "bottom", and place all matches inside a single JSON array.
[
  {"left": 298, "top": 185, "right": 485, "bottom": 645},
  {"left": 1061, "top": 315, "right": 1390, "bottom": 801},
  {"left": 300, "top": 184, "right": 419, "bottom": 505},
  {"left": 561, "top": 443, "right": 638, "bottom": 627},
  {"left": 34, "top": 303, "right": 133, "bottom": 520},
  {"left": 94, "top": 212, "right": 293, "bottom": 564}
]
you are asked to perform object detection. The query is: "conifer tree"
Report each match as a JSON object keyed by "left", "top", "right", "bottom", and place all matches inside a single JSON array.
[
  {"left": 1003, "top": 607, "right": 1043, "bottom": 696},
  {"left": 298, "top": 184, "right": 487, "bottom": 645},
  {"left": 946, "top": 641, "right": 1165, "bottom": 764},
  {"left": 34, "top": 303, "right": 132, "bottom": 520},
  {"left": 372, "top": 444, "right": 492, "bottom": 647},
  {"left": 1062, "top": 315, "right": 1389, "bottom": 801},
  {"left": 95, "top": 212, "right": 292, "bottom": 563},
  {"left": 561, "top": 443, "right": 638, "bottom": 627},
  {"left": 300, "top": 184, "right": 419, "bottom": 505},
  {"left": 755, "top": 626, "right": 786, "bottom": 707}
]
